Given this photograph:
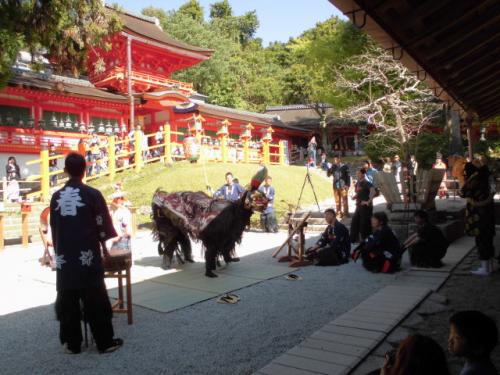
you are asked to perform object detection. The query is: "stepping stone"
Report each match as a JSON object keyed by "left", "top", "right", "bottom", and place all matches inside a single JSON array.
[
  {"left": 417, "top": 300, "right": 451, "bottom": 316},
  {"left": 428, "top": 292, "right": 449, "bottom": 305},
  {"left": 400, "top": 313, "right": 425, "bottom": 329}
]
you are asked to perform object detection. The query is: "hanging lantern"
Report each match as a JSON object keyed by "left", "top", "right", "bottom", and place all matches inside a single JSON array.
[
  {"left": 65, "top": 114, "right": 73, "bottom": 129},
  {"left": 113, "top": 121, "right": 120, "bottom": 134},
  {"left": 121, "top": 122, "right": 127, "bottom": 133},
  {"left": 88, "top": 122, "right": 95, "bottom": 134},
  {"left": 105, "top": 119, "right": 113, "bottom": 135},
  {"left": 50, "top": 113, "right": 58, "bottom": 128},
  {"left": 27, "top": 117, "right": 34, "bottom": 127},
  {"left": 241, "top": 122, "right": 254, "bottom": 141},
  {"left": 79, "top": 122, "right": 87, "bottom": 133},
  {"left": 217, "top": 119, "right": 231, "bottom": 137},
  {"left": 262, "top": 126, "right": 274, "bottom": 142},
  {"left": 18, "top": 118, "right": 24, "bottom": 127},
  {"left": 58, "top": 117, "right": 65, "bottom": 129},
  {"left": 97, "top": 120, "right": 105, "bottom": 134}
]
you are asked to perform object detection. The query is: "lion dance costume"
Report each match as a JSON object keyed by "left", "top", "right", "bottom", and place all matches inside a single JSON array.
[{"left": 152, "top": 167, "right": 269, "bottom": 277}]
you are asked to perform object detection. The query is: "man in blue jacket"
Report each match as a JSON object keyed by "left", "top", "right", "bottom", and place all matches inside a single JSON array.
[{"left": 259, "top": 176, "right": 278, "bottom": 232}]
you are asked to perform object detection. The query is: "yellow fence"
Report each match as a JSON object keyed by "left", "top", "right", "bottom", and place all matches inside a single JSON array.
[{"left": 26, "top": 124, "right": 287, "bottom": 202}]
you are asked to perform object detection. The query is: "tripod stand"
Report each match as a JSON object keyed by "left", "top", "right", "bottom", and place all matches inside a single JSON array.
[{"left": 295, "top": 165, "right": 321, "bottom": 213}]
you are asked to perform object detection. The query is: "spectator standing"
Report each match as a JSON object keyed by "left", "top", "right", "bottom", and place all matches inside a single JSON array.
[
  {"left": 50, "top": 153, "right": 123, "bottom": 354},
  {"left": 259, "top": 176, "right": 278, "bottom": 233},
  {"left": 383, "top": 157, "right": 392, "bottom": 173},
  {"left": 327, "top": 156, "right": 350, "bottom": 218},
  {"left": 5, "top": 156, "right": 21, "bottom": 202},
  {"left": 433, "top": 153, "right": 448, "bottom": 199},
  {"left": 49, "top": 144, "right": 58, "bottom": 186},
  {"left": 308, "top": 136, "right": 317, "bottom": 167},
  {"left": 350, "top": 168, "right": 376, "bottom": 243},
  {"left": 363, "top": 160, "right": 378, "bottom": 185}
]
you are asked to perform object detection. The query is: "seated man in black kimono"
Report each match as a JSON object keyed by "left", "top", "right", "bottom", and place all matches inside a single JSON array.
[
  {"left": 305, "top": 209, "right": 350, "bottom": 266},
  {"left": 403, "top": 210, "right": 448, "bottom": 268},
  {"left": 352, "top": 212, "right": 401, "bottom": 273},
  {"left": 50, "top": 153, "right": 123, "bottom": 354}
]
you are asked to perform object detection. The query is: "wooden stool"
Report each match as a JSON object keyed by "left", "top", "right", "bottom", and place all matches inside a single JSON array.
[{"left": 103, "top": 251, "right": 133, "bottom": 325}]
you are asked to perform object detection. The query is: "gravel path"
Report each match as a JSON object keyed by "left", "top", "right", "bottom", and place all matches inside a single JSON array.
[{"left": 0, "top": 227, "right": 402, "bottom": 375}]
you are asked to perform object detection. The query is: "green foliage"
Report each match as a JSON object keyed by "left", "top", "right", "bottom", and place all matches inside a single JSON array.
[
  {"left": 178, "top": 0, "right": 204, "bottom": 22},
  {"left": 365, "top": 131, "right": 449, "bottom": 170},
  {"left": 209, "top": 0, "right": 233, "bottom": 19},
  {"left": 0, "top": 0, "right": 121, "bottom": 84}
]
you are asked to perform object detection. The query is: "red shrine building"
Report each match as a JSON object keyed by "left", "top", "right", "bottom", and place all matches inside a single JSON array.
[{"left": 0, "top": 10, "right": 310, "bottom": 176}]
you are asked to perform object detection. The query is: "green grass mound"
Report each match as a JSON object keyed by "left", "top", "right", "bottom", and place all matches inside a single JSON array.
[{"left": 89, "top": 161, "right": 333, "bottom": 227}]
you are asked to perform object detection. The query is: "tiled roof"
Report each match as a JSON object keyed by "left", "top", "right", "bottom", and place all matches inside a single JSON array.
[
  {"left": 8, "top": 70, "right": 128, "bottom": 102},
  {"left": 117, "top": 10, "right": 213, "bottom": 56}
]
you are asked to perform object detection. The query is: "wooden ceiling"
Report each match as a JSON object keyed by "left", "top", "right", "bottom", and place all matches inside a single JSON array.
[{"left": 329, "top": 0, "right": 500, "bottom": 120}]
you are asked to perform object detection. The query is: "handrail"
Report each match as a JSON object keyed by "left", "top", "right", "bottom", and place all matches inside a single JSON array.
[{"left": 23, "top": 123, "right": 288, "bottom": 202}]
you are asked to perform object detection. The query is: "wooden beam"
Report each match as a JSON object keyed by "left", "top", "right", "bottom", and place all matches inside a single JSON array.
[
  {"left": 457, "top": 77, "right": 500, "bottom": 101},
  {"left": 477, "top": 106, "right": 500, "bottom": 120},
  {"left": 445, "top": 51, "right": 500, "bottom": 80},
  {"left": 424, "top": 10, "right": 500, "bottom": 60},
  {"left": 431, "top": 33, "right": 500, "bottom": 68},
  {"left": 407, "top": 0, "right": 498, "bottom": 49},
  {"left": 447, "top": 60, "right": 500, "bottom": 87},
  {"left": 468, "top": 92, "right": 500, "bottom": 109}
]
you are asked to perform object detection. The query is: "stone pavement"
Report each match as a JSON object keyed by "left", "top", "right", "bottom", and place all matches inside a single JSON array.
[{"left": 255, "top": 235, "right": 476, "bottom": 375}]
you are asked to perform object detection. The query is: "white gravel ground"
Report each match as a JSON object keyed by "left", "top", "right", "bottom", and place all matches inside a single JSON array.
[{"left": 0, "top": 227, "right": 402, "bottom": 375}]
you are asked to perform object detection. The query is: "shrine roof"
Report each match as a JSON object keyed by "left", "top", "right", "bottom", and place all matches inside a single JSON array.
[
  {"left": 117, "top": 10, "right": 214, "bottom": 57},
  {"left": 8, "top": 70, "right": 128, "bottom": 103},
  {"left": 191, "top": 100, "right": 306, "bottom": 131},
  {"left": 265, "top": 104, "right": 335, "bottom": 126},
  {"left": 265, "top": 104, "right": 365, "bottom": 130}
]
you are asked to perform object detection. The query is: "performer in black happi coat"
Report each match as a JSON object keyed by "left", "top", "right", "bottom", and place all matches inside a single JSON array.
[
  {"left": 50, "top": 153, "right": 123, "bottom": 354},
  {"left": 403, "top": 210, "right": 448, "bottom": 268},
  {"left": 350, "top": 168, "right": 376, "bottom": 243},
  {"left": 352, "top": 212, "right": 401, "bottom": 273},
  {"left": 306, "top": 209, "right": 351, "bottom": 266}
]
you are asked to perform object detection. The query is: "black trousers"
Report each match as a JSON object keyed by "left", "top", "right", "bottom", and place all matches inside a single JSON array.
[
  {"left": 55, "top": 283, "right": 114, "bottom": 352},
  {"left": 409, "top": 243, "right": 446, "bottom": 268},
  {"left": 476, "top": 234, "right": 495, "bottom": 260},
  {"left": 350, "top": 205, "right": 373, "bottom": 243}
]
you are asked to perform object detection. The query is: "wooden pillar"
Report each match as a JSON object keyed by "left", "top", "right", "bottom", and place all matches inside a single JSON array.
[
  {"left": 465, "top": 116, "right": 473, "bottom": 161},
  {"left": 243, "top": 139, "right": 249, "bottom": 163},
  {"left": 220, "top": 136, "right": 228, "bottom": 163},
  {"left": 164, "top": 123, "right": 173, "bottom": 164},
  {"left": 262, "top": 140, "right": 270, "bottom": 165},
  {"left": 22, "top": 212, "right": 29, "bottom": 247},
  {"left": 279, "top": 140, "right": 286, "bottom": 166},
  {"left": 108, "top": 135, "right": 116, "bottom": 181},
  {"left": 40, "top": 149, "right": 50, "bottom": 203},
  {"left": 0, "top": 213, "right": 4, "bottom": 251},
  {"left": 134, "top": 130, "right": 141, "bottom": 172}
]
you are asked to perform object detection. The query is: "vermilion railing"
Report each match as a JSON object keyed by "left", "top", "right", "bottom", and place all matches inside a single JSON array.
[{"left": 23, "top": 124, "right": 286, "bottom": 202}]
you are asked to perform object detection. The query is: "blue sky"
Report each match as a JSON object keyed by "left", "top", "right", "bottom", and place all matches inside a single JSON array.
[{"left": 112, "top": 0, "right": 345, "bottom": 45}]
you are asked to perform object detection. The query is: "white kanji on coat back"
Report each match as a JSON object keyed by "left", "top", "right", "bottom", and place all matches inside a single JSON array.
[
  {"left": 79, "top": 250, "right": 94, "bottom": 266},
  {"left": 55, "top": 187, "right": 85, "bottom": 216}
]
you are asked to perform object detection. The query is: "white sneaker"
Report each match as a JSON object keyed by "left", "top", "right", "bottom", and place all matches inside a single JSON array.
[
  {"left": 471, "top": 260, "right": 491, "bottom": 276},
  {"left": 471, "top": 267, "right": 490, "bottom": 276}
]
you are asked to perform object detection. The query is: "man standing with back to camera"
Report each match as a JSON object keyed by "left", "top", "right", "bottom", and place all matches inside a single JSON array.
[
  {"left": 50, "top": 153, "right": 123, "bottom": 354},
  {"left": 328, "top": 156, "right": 350, "bottom": 218}
]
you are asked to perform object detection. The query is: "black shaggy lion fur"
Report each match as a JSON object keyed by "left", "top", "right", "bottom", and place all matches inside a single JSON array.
[
  {"left": 200, "top": 193, "right": 252, "bottom": 270},
  {"left": 151, "top": 203, "right": 192, "bottom": 263}
]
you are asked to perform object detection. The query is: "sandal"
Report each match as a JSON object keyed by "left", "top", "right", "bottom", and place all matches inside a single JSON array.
[
  {"left": 99, "top": 338, "right": 124, "bottom": 354},
  {"left": 286, "top": 274, "right": 302, "bottom": 281},
  {"left": 217, "top": 295, "right": 239, "bottom": 304}
]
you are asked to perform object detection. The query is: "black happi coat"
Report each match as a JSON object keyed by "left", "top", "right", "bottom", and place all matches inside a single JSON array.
[
  {"left": 50, "top": 179, "right": 116, "bottom": 291},
  {"left": 316, "top": 220, "right": 351, "bottom": 262},
  {"left": 361, "top": 225, "right": 401, "bottom": 273}
]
